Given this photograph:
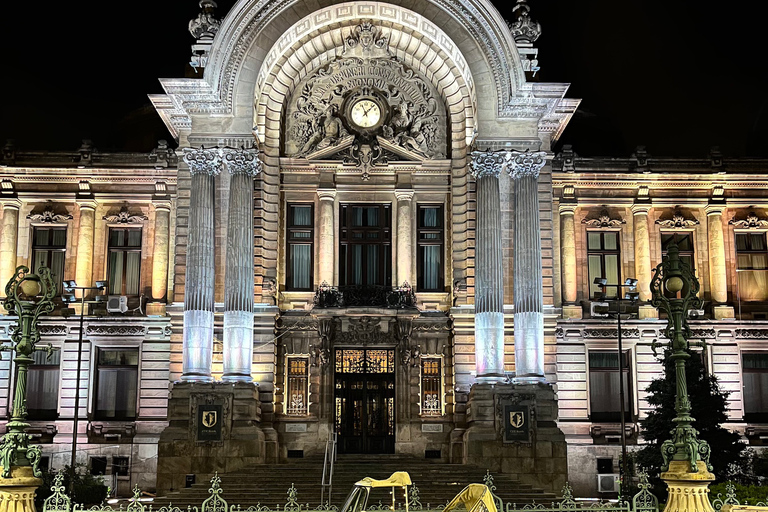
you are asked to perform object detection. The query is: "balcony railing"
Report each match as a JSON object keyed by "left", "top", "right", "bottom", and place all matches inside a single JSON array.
[{"left": 313, "top": 283, "right": 417, "bottom": 309}]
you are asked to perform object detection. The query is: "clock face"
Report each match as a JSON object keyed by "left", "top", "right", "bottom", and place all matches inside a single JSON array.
[{"left": 350, "top": 99, "right": 382, "bottom": 128}]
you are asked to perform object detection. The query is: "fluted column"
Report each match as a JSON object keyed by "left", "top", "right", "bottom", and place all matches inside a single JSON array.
[
  {"left": 395, "top": 190, "right": 414, "bottom": 287},
  {"left": 631, "top": 204, "right": 652, "bottom": 301},
  {"left": 181, "top": 148, "right": 222, "bottom": 382},
  {"left": 317, "top": 189, "right": 337, "bottom": 285},
  {"left": 223, "top": 147, "right": 262, "bottom": 382},
  {"left": 75, "top": 201, "right": 97, "bottom": 292},
  {"left": 469, "top": 150, "right": 506, "bottom": 382},
  {"left": 559, "top": 204, "right": 577, "bottom": 304},
  {"left": 151, "top": 203, "right": 171, "bottom": 302},
  {"left": 0, "top": 200, "right": 21, "bottom": 298},
  {"left": 706, "top": 205, "right": 728, "bottom": 304},
  {"left": 508, "top": 150, "right": 547, "bottom": 383}
]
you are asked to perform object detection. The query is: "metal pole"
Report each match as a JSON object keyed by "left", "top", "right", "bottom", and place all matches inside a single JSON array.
[
  {"left": 616, "top": 259, "right": 628, "bottom": 497},
  {"left": 70, "top": 293, "right": 85, "bottom": 482}
]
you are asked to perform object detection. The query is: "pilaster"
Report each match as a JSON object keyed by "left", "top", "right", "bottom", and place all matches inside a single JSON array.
[{"left": 316, "top": 189, "right": 337, "bottom": 286}]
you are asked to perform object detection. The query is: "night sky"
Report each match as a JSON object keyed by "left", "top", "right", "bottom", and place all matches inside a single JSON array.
[{"left": 2, "top": 1, "right": 766, "bottom": 158}]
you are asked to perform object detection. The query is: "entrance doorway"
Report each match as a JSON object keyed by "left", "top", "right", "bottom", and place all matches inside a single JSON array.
[{"left": 334, "top": 348, "right": 395, "bottom": 454}]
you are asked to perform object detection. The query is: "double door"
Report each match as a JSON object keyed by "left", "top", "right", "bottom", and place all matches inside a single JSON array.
[{"left": 334, "top": 348, "right": 395, "bottom": 454}]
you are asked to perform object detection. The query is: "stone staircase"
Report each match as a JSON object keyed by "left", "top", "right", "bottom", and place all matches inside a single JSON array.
[{"left": 152, "top": 455, "right": 559, "bottom": 509}]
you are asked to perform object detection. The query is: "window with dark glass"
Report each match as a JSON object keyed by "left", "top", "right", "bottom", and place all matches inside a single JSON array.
[
  {"left": 421, "top": 358, "right": 442, "bottom": 416},
  {"left": 587, "top": 231, "right": 620, "bottom": 298},
  {"left": 95, "top": 349, "right": 138, "bottom": 420},
  {"left": 286, "top": 356, "right": 309, "bottom": 415},
  {"left": 90, "top": 456, "right": 107, "bottom": 476},
  {"left": 112, "top": 456, "right": 129, "bottom": 476},
  {"left": 31, "top": 227, "right": 66, "bottom": 294},
  {"left": 661, "top": 233, "right": 695, "bottom": 271},
  {"left": 743, "top": 353, "right": 768, "bottom": 422},
  {"left": 286, "top": 204, "right": 314, "bottom": 290},
  {"left": 107, "top": 228, "right": 142, "bottom": 296},
  {"left": 735, "top": 232, "right": 768, "bottom": 301},
  {"left": 417, "top": 206, "right": 444, "bottom": 291},
  {"left": 588, "top": 351, "right": 632, "bottom": 422},
  {"left": 26, "top": 348, "right": 60, "bottom": 420},
  {"left": 339, "top": 204, "right": 391, "bottom": 286}
]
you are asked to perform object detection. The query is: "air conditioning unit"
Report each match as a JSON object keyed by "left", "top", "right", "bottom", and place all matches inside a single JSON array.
[
  {"left": 590, "top": 301, "right": 610, "bottom": 318},
  {"left": 687, "top": 309, "right": 705, "bottom": 319},
  {"left": 107, "top": 295, "right": 128, "bottom": 314},
  {"left": 597, "top": 473, "right": 620, "bottom": 493}
]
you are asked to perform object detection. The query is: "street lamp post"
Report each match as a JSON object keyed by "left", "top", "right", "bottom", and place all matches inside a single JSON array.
[
  {"left": 0, "top": 265, "right": 57, "bottom": 512},
  {"left": 649, "top": 243, "right": 714, "bottom": 512},
  {"left": 61, "top": 280, "right": 107, "bottom": 476},
  {"left": 593, "top": 276, "right": 639, "bottom": 499}
]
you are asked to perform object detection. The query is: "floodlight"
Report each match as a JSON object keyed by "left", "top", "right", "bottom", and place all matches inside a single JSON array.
[
  {"left": 624, "top": 278, "right": 638, "bottom": 287},
  {"left": 593, "top": 277, "right": 608, "bottom": 286},
  {"left": 593, "top": 291, "right": 606, "bottom": 301},
  {"left": 95, "top": 280, "right": 108, "bottom": 289},
  {"left": 63, "top": 280, "right": 77, "bottom": 292},
  {"left": 95, "top": 295, "right": 108, "bottom": 303},
  {"left": 62, "top": 294, "right": 77, "bottom": 303},
  {"left": 625, "top": 292, "right": 640, "bottom": 301}
]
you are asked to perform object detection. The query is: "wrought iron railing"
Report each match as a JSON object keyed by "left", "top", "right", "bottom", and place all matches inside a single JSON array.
[
  {"left": 312, "top": 283, "right": 417, "bottom": 309},
  {"left": 712, "top": 482, "right": 768, "bottom": 510}
]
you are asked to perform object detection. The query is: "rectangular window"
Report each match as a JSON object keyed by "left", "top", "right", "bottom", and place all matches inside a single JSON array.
[
  {"left": 286, "top": 356, "right": 309, "bottom": 415},
  {"left": 90, "top": 456, "right": 107, "bottom": 476},
  {"left": 26, "top": 348, "right": 61, "bottom": 420},
  {"left": 339, "top": 204, "right": 391, "bottom": 286},
  {"left": 95, "top": 349, "right": 138, "bottom": 420},
  {"left": 417, "top": 206, "right": 444, "bottom": 291},
  {"left": 286, "top": 204, "right": 314, "bottom": 291},
  {"left": 31, "top": 227, "right": 66, "bottom": 294},
  {"left": 735, "top": 232, "right": 768, "bottom": 302},
  {"left": 589, "top": 351, "right": 632, "bottom": 422},
  {"left": 421, "top": 358, "right": 442, "bottom": 416},
  {"left": 112, "top": 456, "right": 129, "bottom": 476},
  {"left": 661, "top": 233, "right": 695, "bottom": 271},
  {"left": 108, "top": 228, "right": 142, "bottom": 296},
  {"left": 587, "top": 231, "right": 620, "bottom": 298},
  {"left": 743, "top": 353, "right": 768, "bottom": 422}
]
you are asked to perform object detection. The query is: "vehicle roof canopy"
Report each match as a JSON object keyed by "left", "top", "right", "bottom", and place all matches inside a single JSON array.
[
  {"left": 355, "top": 472, "right": 412, "bottom": 488},
  {"left": 443, "top": 484, "right": 497, "bottom": 512}
]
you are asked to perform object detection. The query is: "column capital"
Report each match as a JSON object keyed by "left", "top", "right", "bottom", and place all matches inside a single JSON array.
[
  {"left": 631, "top": 203, "right": 652, "bottom": 215},
  {"left": 705, "top": 204, "right": 726, "bottom": 216},
  {"left": 469, "top": 149, "right": 506, "bottom": 179},
  {"left": 75, "top": 200, "right": 98, "bottom": 212},
  {"left": 1, "top": 199, "right": 21, "bottom": 211},
  {"left": 153, "top": 201, "right": 172, "bottom": 213},
  {"left": 506, "top": 149, "right": 547, "bottom": 179},
  {"left": 559, "top": 203, "right": 577, "bottom": 215},
  {"left": 394, "top": 189, "right": 414, "bottom": 201},
  {"left": 317, "top": 188, "right": 337, "bottom": 201},
  {"left": 182, "top": 147, "right": 223, "bottom": 176},
  {"left": 222, "top": 147, "right": 262, "bottom": 177}
]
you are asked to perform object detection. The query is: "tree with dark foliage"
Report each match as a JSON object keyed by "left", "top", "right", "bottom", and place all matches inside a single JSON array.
[{"left": 636, "top": 348, "right": 746, "bottom": 495}]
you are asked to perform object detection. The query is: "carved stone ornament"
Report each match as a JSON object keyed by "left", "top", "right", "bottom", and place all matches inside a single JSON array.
[
  {"left": 27, "top": 203, "right": 73, "bottom": 223},
  {"left": 582, "top": 209, "right": 626, "bottom": 228},
  {"left": 469, "top": 149, "right": 508, "bottom": 179},
  {"left": 582, "top": 328, "right": 640, "bottom": 339},
  {"left": 188, "top": 0, "right": 220, "bottom": 40},
  {"left": 183, "top": 147, "right": 223, "bottom": 176},
  {"left": 103, "top": 206, "right": 148, "bottom": 224},
  {"left": 506, "top": 149, "right": 547, "bottom": 179},
  {"left": 735, "top": 329, "right": 768, "bottom": 339},
  {"left": 655, "top": 210, "right": 700, "bottom": 228},
  {"left": 507, "top": 0, "right": 541, "bottom": 44},
  {"left": 343, "top": 21, "right": 390, "bottom": 57},
  {"left": 729, "top": 212, "right": 768, "bottom": 229},
  {"left": 86, "top": 325, "right": 148, "bottom": 336},
  {"left": 333, "top": 317, "right": 394, "bottom": 346},
  {"left": 182, "top": 146, "right": 262, "bottom": 177},
  {"left": 222, "top": 147, "right": 262, "bottom": 176}
]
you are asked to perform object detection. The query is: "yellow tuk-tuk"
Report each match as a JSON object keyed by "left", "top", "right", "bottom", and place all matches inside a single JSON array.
[
  {"left": 340, "top": 472, "right": 413, "bottom": 512},
  {"left": 443, "top": 484, "right": 498, "bottom": 512}
]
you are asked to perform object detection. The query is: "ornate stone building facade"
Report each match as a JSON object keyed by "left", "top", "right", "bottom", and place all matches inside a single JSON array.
[{"left": 0, "top": 0, "right": 765, "bottom": 499}]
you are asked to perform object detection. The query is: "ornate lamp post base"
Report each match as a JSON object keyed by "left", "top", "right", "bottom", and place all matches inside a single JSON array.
[
  {"left": 661, "top": 461, "right": 715, "bottom": 512},
  {"left": 0, "top": 466, "right": 42, "bottom": 512}
]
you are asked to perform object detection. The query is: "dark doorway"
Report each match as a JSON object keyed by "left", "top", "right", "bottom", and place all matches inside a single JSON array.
[{"left": 334, "top": 348, "right": 395, "bottom": 454}]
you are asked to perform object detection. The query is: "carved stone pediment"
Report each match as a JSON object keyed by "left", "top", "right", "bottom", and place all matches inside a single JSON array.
[
  {"left": 103, "top": 206, "right": 148, "bottom": 224},
  {"left": 729, "top": 211, "right": 768, "bottom": 229},
  {"left": 581, "top": 208, "right": 625, "bottom": 228},
  {"left": 27, "top": 203, "right": 72, "bottom": 224},
  {"left": 655, "top": 209, "right": 700, "bottom": 229}
]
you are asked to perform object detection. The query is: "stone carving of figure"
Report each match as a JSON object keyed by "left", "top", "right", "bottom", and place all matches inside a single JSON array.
[
  {"left": 298, "top": 102, "right": 349, "bottom": 156},
  {"left": 383, "top": 101, "right": 431, "bottom": 157}
]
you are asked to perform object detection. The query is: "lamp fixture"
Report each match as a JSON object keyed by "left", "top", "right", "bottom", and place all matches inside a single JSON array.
[{"left": 593, "top": 277, "right": 608, "bottom": 286}]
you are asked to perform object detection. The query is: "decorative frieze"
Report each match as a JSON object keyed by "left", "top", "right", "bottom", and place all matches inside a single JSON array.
[
  {"left": 735, "top": 329, "right": 768, "bottom": 339},
  {"left": 582, "top": 209, "right": 626, "bottom": 228},
  {"left": 86, "top": 325, "right": 147, "bottom": 336},
  {"left": 103, "top": 206, "right": 148, "bottom": 224},
  {"left": 729, "top": 212, "right": 768, "bottom": 229},
  {"left": 26, "top": 204, "right": 73, "bottom": 223},
  {"left": 655, "top": 210, "right": 700, "bottom": 228},
  {"left": 582, "top": 328, "right": 640, "bottom": 339}
]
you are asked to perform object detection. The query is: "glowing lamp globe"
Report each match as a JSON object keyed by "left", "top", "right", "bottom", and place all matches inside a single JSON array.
[
  {"left": 19, "top": 278, "right": 41, "bottom": 299},
  {"left": 665, "top": 276, "right": 684, "bottom": 294}
]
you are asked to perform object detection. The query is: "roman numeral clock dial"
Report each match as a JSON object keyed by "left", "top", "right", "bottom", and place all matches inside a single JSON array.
[{"left": 350, "top": 99, "right": 381, "bottom": 129}]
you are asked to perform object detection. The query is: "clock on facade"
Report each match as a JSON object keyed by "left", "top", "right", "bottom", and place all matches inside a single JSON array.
[{"left": 349, "top": 99, "right": 382, "bottom": 129}]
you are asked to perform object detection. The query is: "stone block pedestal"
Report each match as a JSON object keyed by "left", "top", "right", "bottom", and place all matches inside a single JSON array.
[
  {"left": 714, "top": 306, "right": 735, "bottom": 320},
  {"left": 562, "top": 305, "right": 582, "bottom": 320},
  {"left": 156, "top": 382, "right": 266, "bottom": 494},
  {"left": 638, "top": 305, "right": 659, "bottom": 319},
  {"left": 463, "top": 383, "right": 567, "bottom": 493}
]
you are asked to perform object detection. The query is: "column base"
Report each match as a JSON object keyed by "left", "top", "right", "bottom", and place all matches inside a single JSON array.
[
  {"left": 638, "top": 305, "right": 659, "bottom": 319},
  {"left": 0, "top": 466, "right": 42, "bottom": 512},
  {"left": 562, "top": 305, "right": 582, "bottom": 320},
  {"left": 661, "top": 461, "right": 715, "bottom": 512},
  {"left": 146, "top": 302, "right": 167, "bottom": 316},
  {"left": 714, "top": 306, "right": 735, "bottom": 320}
]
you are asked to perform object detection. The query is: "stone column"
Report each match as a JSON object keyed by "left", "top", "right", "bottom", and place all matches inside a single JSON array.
[
  {"left": 631, "top": 204, "right": 652, "bottom": 301},
  {"left": 223, "top": 147, "right": 262, "bottom": 382},
  {"left": 0, "top": 200, "right": 21, "bottom": 299},
  {"left": 317, "top": 189, "right": 336, "bottom": 286},
  {"left": 147, "top": 202, "right": 171, "bottom": 316},
  {"left": 75, "top": 201, "right": 97, "bottom": 290},
  {"left": 395, "top": 190, "right": 414, "bottom": 287},
  {"left": 706, "top": 205, "right": 733, "bottom": 319},
  {"left": 181, "top": 148, "right": 222, "bottom": 382},
  {"left": 559, "top": 204, "right": 581, "bottom": 319},
  {"left": 508, "top": 150, "right": 547, "bottom": 383},
  {"left": 469, "top": 150, "right": 506, "bottom": 382}
]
